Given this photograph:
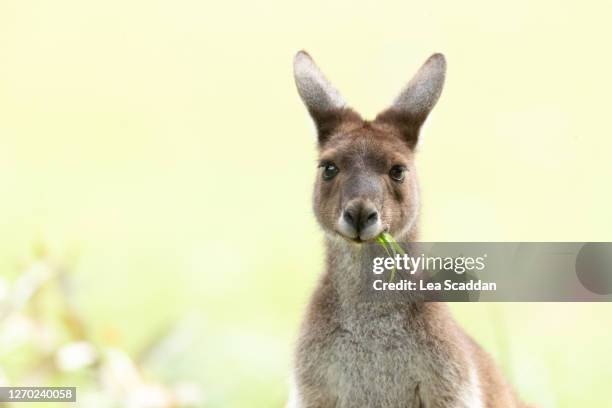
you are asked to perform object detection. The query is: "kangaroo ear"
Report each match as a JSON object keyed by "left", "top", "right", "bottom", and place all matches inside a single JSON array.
[
  {"left": 376, "top": 53, "right": 446, "bottom": 148},
  {"left": 293, "top": 51, "right": 356, "bottom": 143}
]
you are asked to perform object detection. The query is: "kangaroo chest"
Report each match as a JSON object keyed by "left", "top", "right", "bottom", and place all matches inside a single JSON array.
[
  {"left": 299, "top": 307, "right": 440, "bottom": 407},
  {"left": 294, "top": 248, "right": 474, "bottom": 407}
]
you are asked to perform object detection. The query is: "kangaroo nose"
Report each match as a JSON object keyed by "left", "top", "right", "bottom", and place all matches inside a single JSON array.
[{"left": 342, "top": 202, "right": 379, "bottom": 234}]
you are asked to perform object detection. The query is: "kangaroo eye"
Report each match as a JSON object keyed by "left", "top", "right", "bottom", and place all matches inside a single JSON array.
[
  {"left": 389, "top": 165, "right": 406, "bottom": 182},
  {"left": 320, "top": 162, "right": 339, "bottom": 181}
]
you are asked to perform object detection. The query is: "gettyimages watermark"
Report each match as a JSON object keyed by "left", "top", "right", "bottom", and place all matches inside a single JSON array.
[{"left": 357, "top": 242, "right": 612, "bottom": 302}]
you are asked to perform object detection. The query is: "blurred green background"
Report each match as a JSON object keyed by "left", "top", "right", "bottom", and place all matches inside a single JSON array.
[{"left": 1, "top": 0, "right": 612, "bottom": 407}]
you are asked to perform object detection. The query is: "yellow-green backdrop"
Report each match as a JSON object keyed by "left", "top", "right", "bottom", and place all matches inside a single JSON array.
[{"left": 1, "top": 1, "right": 611, "bottom": 407}]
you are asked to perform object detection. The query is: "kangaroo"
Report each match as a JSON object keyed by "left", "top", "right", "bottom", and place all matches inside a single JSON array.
[{"left": 288, "top": 51, "right": 528, "bottom": 408}]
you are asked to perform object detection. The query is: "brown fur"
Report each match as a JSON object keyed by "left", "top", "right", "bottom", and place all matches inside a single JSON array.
[{"left": 289, "top": 51, "right": 530, "bottom": 407}]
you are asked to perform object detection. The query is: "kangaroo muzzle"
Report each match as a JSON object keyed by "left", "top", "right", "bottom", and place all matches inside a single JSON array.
[{"left": 338, "top": 198, "right": 383, "bottom": 241}]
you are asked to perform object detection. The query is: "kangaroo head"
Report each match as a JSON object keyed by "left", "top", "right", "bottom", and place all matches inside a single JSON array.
[{"left": 294, "top": 51, "right": 446, "bottom": 243}]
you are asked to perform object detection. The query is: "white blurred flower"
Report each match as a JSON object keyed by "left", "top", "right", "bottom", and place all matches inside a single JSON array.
[
  {"left": 0, "top": 314, "right": 35, "bottom": 351},
  {"left": 99, "top": 348, "right": 204, "bottom": 408},
  {"left": 125, "top": 384, "right": 173, "bottom": 408},
  {"left": 100, "top": 348, "right": 143, "bottom": 396},
  {"left": 56, "top": 341, "right": 98, "bottom": 371},
  {"left": 173, "top": 382, "right": 204, "bottom": 406}
]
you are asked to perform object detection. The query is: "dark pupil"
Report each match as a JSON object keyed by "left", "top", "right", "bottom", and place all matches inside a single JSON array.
[
  {"left": 323, "top": 164, "right": 337, "bottom": 179},
  {"left": 391, "top": 166, "right": 404, "bottom": 180}
]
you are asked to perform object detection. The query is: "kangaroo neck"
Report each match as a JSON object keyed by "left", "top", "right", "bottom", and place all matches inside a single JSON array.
[{"left": 323, "top": 224, "right": 418, "bottom": 311}]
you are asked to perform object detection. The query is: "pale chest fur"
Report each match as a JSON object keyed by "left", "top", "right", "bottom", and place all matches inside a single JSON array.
[
  {"left": 306, "top": 309, "right": 426, "bottom": 407},
  {"left": 295, "top": 305, "right": 478, "bottom": 408}
]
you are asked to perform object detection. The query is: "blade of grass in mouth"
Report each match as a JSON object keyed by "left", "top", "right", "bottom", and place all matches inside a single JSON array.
[{"left": 375, "top": 232, "right": 406, "bottom": 282}]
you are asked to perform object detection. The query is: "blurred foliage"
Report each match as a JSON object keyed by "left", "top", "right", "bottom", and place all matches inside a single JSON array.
[{"left": 0, "top": 245, "right": 203, "bottom": 408}]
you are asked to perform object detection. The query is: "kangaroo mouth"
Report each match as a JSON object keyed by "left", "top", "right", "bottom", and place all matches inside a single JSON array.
[{"left": 335, "top": 224, "right": 388, "bottom": 244}]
